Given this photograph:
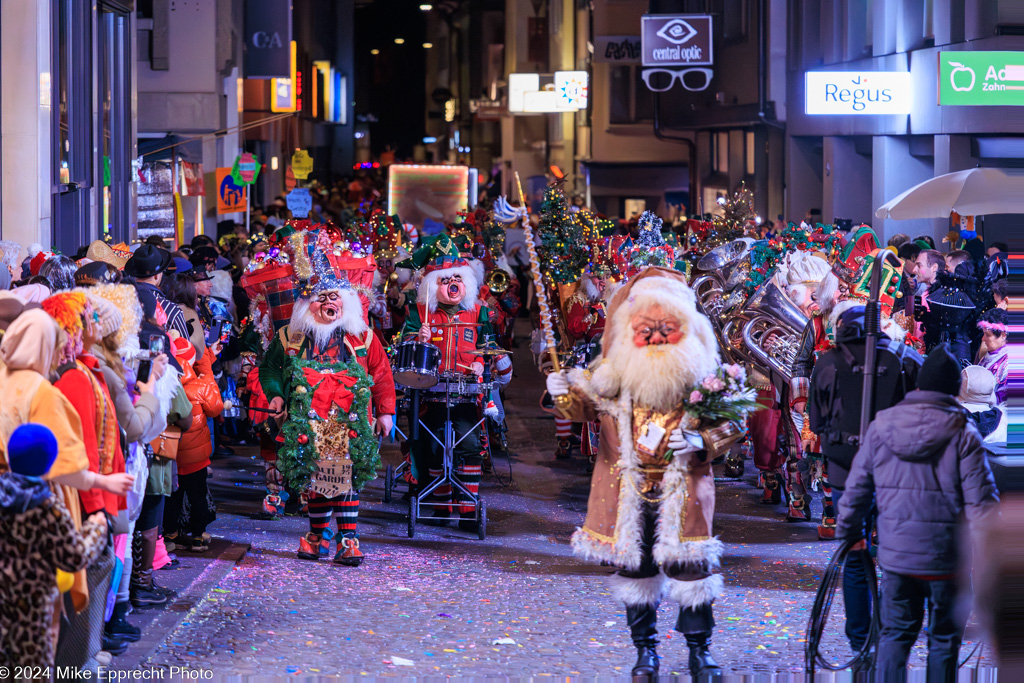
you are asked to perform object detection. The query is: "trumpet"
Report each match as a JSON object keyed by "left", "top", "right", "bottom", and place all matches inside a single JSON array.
[{"left": 485, "top": 269, "right": 511, "bottom": 294}]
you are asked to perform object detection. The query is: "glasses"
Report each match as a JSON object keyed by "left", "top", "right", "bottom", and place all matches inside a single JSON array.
[
  {"left": 640, "top": 68, "right": 714, "bottom": 93},
  {"left": 316, "top": 291, "right": 341, "bottom": 303},
  {"left": 635, "top": 323, "right": 680, "bottom": 342}
]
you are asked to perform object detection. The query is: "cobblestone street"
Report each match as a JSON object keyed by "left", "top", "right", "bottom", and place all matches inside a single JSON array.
[{"left": 124, "top": 334, "right": 994, "bottom": 679}]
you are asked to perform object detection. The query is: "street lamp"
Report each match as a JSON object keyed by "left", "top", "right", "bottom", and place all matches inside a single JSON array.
[
  {"left": 419, "top": 4, "right": 432, "bottom": 10},
  {"left": 370, "top": 49, "right": 379, "bottom": 55},
  {"left": 423, "top": 42, "right": 433, "bottom": 48},
  {"left": 394, "top": 38, "right": 405, "bottom": 45}
]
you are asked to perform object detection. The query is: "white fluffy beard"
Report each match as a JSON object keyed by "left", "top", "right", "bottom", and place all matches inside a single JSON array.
[
  {"left": 604, "top": 336, "right": 706, "bottom": 410},
  {"left": 289, "top": 295, "right": 367, "bottom": 350}
]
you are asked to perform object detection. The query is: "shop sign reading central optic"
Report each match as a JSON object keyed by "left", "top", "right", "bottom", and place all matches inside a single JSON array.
[
  {"left": 641, "top": 15, "right": 713, "bottom": 67},
  {"left": 805, "top": 72, "right": 912, "bottom": 115}
]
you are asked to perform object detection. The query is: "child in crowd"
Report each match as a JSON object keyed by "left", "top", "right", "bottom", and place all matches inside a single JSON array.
[
  {"left": 164, "top": 337, "right": 222, "bottom": 552},
  {"left": 0, "top": 424, "right": 109, "bottom": 669}
]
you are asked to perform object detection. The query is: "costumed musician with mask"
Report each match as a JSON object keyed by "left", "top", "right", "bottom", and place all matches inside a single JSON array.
[
  {"left": 259, "top": 247, "right": 395, "bottom": 566},
  {"left": 400, "top": 234, "right": 497, "bottom": 532}
]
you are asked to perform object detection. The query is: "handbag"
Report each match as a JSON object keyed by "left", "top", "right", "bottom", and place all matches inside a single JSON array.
[{"left": 150, "top": 426, "right": 182, "bottom": 460}]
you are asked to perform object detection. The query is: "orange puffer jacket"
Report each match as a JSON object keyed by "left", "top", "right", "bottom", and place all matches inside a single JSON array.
[{"left": 176, "top": 348, "right": 224, "bottom": 475}]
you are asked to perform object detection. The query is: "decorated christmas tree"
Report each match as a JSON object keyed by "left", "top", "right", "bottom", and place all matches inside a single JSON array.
[{"left": 536, "top": 181, "right": 588, "bottom": 284}]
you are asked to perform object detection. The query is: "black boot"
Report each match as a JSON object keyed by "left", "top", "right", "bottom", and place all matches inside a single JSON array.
[
  {"left": 676, "top": 604, "right": 721, "bottom": 677},
  {"left": 626, "top": 604, "right": 660, "bottom": 678},
  {"left": 684, "top": 632, "right": 722, "bottom": 677},
  {"left": 105, "top": 601, "right": 141, "bottom": 642}
]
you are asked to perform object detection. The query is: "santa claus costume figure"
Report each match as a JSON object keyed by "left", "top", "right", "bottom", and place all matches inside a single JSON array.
[
  {"left": 259, "top": 252, "right": 395, "bottom": 565},
  {"left": 546, "top": 267, "right": 756, "bottom": 677},
  {"left": 401, "top": 234, "right": 495, "bottom": 531}
]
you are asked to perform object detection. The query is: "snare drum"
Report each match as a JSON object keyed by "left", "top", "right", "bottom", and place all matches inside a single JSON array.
[
  {"left": 392, "top": 340, "right": 440, "bottom": 388},
  {"left": 420, "top": 373, "right": 496, "bottom": 404}
]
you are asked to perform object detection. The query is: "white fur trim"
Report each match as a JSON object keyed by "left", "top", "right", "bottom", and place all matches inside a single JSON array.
[
  {"left": 140, "top": 366, "right": 178, "bottom": 443},
  {"left": 588, "top": 361, "right": 620, "bottom": 398},
  {"left": 566, "top": 368, "right": 697, "bottom": 572},
  {"left": 664, "top": 574, "right": 724, "bottom": 610},
  {"left": 469, "top": 259, "right": 486, "bottom": 288},
  {"left": 581, "top": 274, "right": 602, "bottom": 302},
  {"left": 608, "top": 573, "right": 665, "bottom": 607},
  {"left": 653, "top": 535, "right": 725, "bottom": 570},
  {"left": 210, "top": 270, "right": 233, "bottom": 301},
  {"left": 417, "top": 265, "right": 479, "bottom": 313}
]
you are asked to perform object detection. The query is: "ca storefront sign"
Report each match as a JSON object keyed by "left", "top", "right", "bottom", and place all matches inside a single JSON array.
[
  {"left": 641, "top": 15, "right": 713, "bottom": 67},
  {"left": 939, "top": 51, "right": 1024, "bottom": 106},
  {"left": 244, "top": 0, "right": 292, "bottom": 78},
  {"left": 805, "top": 71, "right": 912, "bottom": 115}
]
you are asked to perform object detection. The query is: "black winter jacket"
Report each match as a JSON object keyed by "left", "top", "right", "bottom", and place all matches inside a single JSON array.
[{"left": 836, "top": 390, "right": 999, "bottom": 576}]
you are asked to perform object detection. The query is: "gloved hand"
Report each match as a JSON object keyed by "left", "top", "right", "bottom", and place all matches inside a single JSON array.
[
  {"left": 667, "top": 427, "right": 703, "bottom": 454},
  {"left": 546, "top": 370, "right": 569, "bottom": 397}
]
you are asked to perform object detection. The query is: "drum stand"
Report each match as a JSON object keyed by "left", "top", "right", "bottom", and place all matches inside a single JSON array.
[{"left": 404, "top": 369, "right": 490, "bottom": 540}]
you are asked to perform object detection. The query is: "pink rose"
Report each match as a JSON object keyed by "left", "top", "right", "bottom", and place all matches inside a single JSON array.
[
  {"left": 726, "top": 364, "right": 744, "bottom": 379},
  {"left": 702, "top": 376, "right": 726, "bottom": 392},
  {"left": 688, "top": 390, "right": 704, "bottom": 404}
]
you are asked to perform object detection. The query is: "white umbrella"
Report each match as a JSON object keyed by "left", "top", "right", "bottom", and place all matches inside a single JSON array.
[{"left": 875, "top": 167, "right": 1024, "bottom": 220}]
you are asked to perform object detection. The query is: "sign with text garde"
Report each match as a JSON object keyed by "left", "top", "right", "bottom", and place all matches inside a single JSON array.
[
  {"left": 244, "top": 0, "right": 292, "bottom": 79},
  {"left": 939, "top": 51, "right": 1024, "bottom": 106},
  {"left": 805, "top": 71, "right": 912, "bottom": 115},
  {"left": 641, "top": 15, "right": 713, "bottom": 67}
]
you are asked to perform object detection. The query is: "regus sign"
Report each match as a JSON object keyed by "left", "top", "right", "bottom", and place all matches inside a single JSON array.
[{"left": 805, "top": 72, "right": 912, "bottom": 115}]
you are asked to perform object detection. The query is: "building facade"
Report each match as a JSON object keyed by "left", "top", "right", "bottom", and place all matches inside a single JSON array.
[
  {"left": 2, "top": 0, "right": 136, "bottom": 253},
  {"left": 785, "top": 0, "right": 1024, "bottom": 244}
]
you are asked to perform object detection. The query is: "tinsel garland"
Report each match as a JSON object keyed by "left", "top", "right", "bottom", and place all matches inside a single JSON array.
[
  {"left": 742, "top": 223, "right": 844, "bottom": 295},
  {"left": 276, "top": 356, "right": 380, "bottom": 492}
]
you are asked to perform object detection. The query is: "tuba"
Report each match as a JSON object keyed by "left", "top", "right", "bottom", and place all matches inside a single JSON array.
[
  {"left": 696, "top": 238, "right": 754, "bottom": 288},
  {"left": 485, "top": 269, "right": 510, "bottom": 294},
  {"left": 739, "top": 273, "right": 809, "bottom": 382}
]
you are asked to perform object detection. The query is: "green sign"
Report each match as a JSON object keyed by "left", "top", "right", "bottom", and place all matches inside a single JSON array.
[{"left": 939, "top": 51, "right": 1024, "bottom": 106}]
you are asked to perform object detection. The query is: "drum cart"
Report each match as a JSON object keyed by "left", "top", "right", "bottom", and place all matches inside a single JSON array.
[{"left": 387, "top": 340, "right": 494, "bottom": 539}]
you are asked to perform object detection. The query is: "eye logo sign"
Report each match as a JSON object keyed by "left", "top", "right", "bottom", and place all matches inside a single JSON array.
[
  {"left": 656, "top": 19, "right": 698, "bottom": 46},
  {"left": 805, "top": 71, "right": 912, "bottom": 115},
  {"left": 641, "top": 15, "right": 713, "bottom": 67}
]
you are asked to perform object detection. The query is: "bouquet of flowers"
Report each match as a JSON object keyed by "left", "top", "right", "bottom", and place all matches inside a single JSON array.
[{"left": 684, "top": 363, "right": 760, "bottom": 423}]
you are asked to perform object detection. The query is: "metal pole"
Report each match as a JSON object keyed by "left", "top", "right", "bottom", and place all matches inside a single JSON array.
[{"left": 859, "top": 249, "right": 902, "bottom": 441}]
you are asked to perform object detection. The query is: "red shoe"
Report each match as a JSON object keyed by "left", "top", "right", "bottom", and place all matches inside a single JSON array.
[
  {"left": 817, "top": 518, "right": 836, "bottom": 540},
  {"left": 297, "top": 530, "right": 332, "bottom": 560},
  {"left": 760, "top": 473, "right": 782, "bottom": 505},
  {"left": 787, "top": 496, "right": 811, "bottom": 522},
  {"left": 554, "top": 438, "right": 572, "bottom": 460},
  {"left": 333, "top": 535, "right": 364, "bottom": 567}
]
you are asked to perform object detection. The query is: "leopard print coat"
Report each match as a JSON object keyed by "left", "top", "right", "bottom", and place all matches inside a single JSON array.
[{"left": 0, "top": 484, "right": 108, "bottom": 669}]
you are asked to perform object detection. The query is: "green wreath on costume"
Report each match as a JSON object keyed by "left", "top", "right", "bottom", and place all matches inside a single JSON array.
[{"left": 276, "top": 356, "right": 380, "bottom": 492}]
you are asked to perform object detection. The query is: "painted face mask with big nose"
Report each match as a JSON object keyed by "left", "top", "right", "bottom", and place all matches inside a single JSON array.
[
  {"left": 437, "top": 274, "right": 466, "bottom": 306},
  {"left": 310, "top": 291, "right": 342, "bottom": 324},
  {"left": 630, "top": 304, "right": 684, "bottom": 347}
]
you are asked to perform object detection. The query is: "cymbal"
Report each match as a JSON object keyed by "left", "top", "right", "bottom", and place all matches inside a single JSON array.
[{"left": 470, "top": 348, "right": 512, "bottom": 357}]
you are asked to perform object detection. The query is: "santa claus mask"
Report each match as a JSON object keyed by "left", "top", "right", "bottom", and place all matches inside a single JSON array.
[
  {"left": 630, "top": 304, "right": 684, "bottom": 347},
  {"left": 437, "top": 274, "right": 466, "bottom": 306},
  {"left": 309, "top": 290, "right": 343, "bottom": 324}
]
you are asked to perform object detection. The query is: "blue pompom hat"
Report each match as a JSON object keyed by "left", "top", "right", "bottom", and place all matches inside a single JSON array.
[{"left": 6, "top": 423, "right": 58, "bottom": 477}]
